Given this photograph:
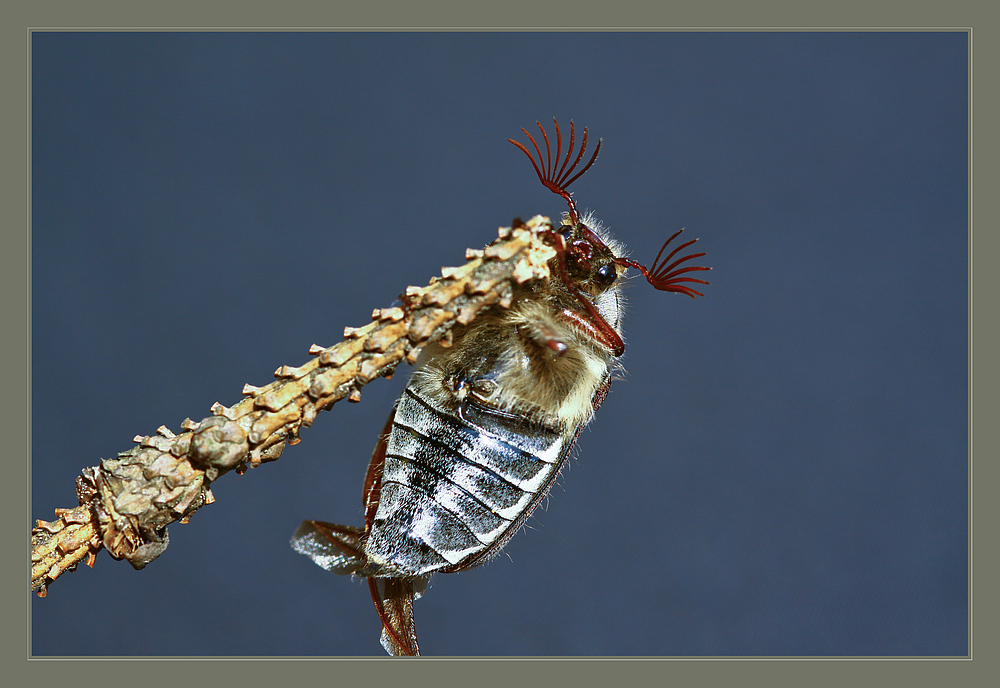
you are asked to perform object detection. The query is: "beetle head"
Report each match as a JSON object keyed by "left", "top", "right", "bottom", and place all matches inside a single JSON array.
[{"left": 509, "top": 118, "right": 710, "bottom": 299}]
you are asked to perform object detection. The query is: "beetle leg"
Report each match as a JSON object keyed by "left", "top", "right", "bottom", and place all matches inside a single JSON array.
[
  {"left": 290, "top": 520, "right": 366, "bottom": 574},
  {"left": 293, "top": 403, "right": 440, "bottom": 655},
  {"left": 292, "top": 408, "right": 398, "bottom": 577},
  {"left": 363, "top": 407, "right": 432, "bottom": 656},
  {"left": 519, "top": 315, "right": 570, "bottom": 355},
  {"left": 370, "top": 575, "right": 429, "bottom": 656},
  {"left": 559, "top": 297, "right": 625, "bottom": 356},
  {"left": 363, "top": 408, "right": 397, "bottom": 527}
]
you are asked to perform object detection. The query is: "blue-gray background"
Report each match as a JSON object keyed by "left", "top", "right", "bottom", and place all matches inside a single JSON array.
[{"left": 31, "top": 32, "right": 967, "bottom": 656}]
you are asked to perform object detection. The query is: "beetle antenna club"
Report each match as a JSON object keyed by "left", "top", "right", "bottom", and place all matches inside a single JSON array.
[
  {"left": 615, "top": 229, "right": 712, "bottom": 298},
  {"left": 508, "top": 118, "right": 601, "bottom": 225}
]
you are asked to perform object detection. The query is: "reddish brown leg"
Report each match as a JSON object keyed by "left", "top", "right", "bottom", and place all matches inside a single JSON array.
[
  {"left": 297, "top": 520, "right": 364, "bottom": 557},
  {"left": 369, "top": 577, "right": 422, "bottom": 656},
  {"left": 558, "top": 298, "right": 625, "bottom": 357},
  {"left": 520, "top": 315, "right": 571, "bottom": 355},
  {"left": 363, "top": 409, "right": 397, "bottom": 527},
  {"left": 360, "top": 408, "right": 427, "bottom": 656}
]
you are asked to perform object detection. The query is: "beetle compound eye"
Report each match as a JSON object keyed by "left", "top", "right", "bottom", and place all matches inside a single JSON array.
[{"left": 594, "top": 263, "right": 617, "bottom": 288}]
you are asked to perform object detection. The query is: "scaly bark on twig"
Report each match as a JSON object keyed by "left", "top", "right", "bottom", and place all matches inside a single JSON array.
[{"left": 31, "top": 217, "right": 558, "bottom": 596}]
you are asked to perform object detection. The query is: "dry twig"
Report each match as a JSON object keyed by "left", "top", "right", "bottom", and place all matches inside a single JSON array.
[{"left": 31, "top": 216, "right": 558, "bottom": 596}]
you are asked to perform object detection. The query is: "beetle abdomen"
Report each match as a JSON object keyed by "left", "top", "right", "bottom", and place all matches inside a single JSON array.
[{"left": 363, "top": 383, "right": 567, "bottom": 577}]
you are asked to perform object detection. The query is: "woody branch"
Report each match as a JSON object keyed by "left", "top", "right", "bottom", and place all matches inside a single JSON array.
[{"left": 30, "top": 217, "right": 558, "bottom": 596}]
